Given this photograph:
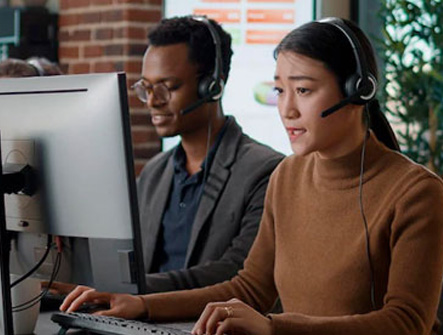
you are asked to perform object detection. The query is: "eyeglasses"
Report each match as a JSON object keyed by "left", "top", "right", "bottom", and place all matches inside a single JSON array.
[{"left": 131, "top": 79, "right": 172, "bottom": 104}]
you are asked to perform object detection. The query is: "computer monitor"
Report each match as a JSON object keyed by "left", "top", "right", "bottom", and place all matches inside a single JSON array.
[{"left": 0, "top": 73, "right": 147, "bottom": 334}]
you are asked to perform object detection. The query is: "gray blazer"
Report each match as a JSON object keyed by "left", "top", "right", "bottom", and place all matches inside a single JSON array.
[{"left": 137, "top": 117, "right": 284, "bottom": 293}]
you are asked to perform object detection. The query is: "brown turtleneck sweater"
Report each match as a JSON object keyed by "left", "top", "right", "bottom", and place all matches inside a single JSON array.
[{"left": 142, "top": 133, "right": 443, "bottom": 335}]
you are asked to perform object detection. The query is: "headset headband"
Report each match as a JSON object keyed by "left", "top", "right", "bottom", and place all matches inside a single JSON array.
[
  {"left": 191, "top": 16, "right": 223, "bottom": 89},
  {"left": 318, "top": 17, "right": 376, "bottom": 101}
]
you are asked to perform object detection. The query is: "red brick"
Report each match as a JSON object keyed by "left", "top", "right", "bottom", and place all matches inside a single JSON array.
[
  {"left": 71, "top": 63, "right": 91, "bottom": 74},
  {"left": 80, "top": 12, "right": 101, "bottom": 24},
  {"left": 76, "top": 30, "right": 93, "bottom": 42},
  {"left": 105, "top": 44, "right": 124, "bottom": 56},
  {"left": 60, "top": 0, "right": 70, "bottom": 10},
  {"left": 132, "top": 127, "right": 159, "bottom": 144},
  {"left": 117, "top": 26, "right": 148, "bottom": 40},
  {"left": 59, "top": 14, "right": 79, "bottom": 27},
  {"left": 68, "top": 0, "right": 90, "bottom": 8},
  {"left": 123, "top": 9, "right": 161, "bottom": 22},
  {"left": 93, "top": 61, "right": 117, "bottom": 73},
  {"left": 59, "top": 46, "right": 79, "bottom": 59},
  {"left": 101, "top": 10, "right": 124, "bottom": 23},
  {"left": 128, "top": 95, "right": 146, "bottom": 109},
  {"left": 130, "top": 112, "right": 150, "bottom": 125},
  {"left": 117, "top": 0, "right": 144, "bottom": 3},
  {"left": 124, "top": 60, "right": 142, "bottom": 74},
  {"left": 84, "top": 45, "right": 103, "bottom": 58},
  {"left": 95, "top": 28, "right": 113, "bottom": 40},
  {"left": 126, "top": 44, "right": 147, "bottom": 56},
  {"left": 91, "top": 0, "right": 112, "bottom": 5},
  {"left": 133, "top": 145, "right": 161, "bottom": 159}
]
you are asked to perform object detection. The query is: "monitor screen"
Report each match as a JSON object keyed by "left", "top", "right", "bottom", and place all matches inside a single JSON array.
[
  {"left": 0, "top": 8, "right": 20, "bottom": 45},
  {"left": 0, "top": 73, "right": 146, "bottom": 334}
]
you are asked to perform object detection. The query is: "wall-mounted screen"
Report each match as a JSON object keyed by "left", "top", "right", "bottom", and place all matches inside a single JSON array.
[{"left": 163, "top": 0, "right": 315, "bottom": 155}]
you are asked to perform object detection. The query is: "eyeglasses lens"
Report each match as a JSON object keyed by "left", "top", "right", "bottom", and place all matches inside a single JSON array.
[{"left": 133, "top": 81, "right": 170, "bottom": 104}]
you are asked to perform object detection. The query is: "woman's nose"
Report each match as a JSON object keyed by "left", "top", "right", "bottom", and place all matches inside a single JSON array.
[{"left": 279, "top": 94, "right": 300, "bottom": 119}]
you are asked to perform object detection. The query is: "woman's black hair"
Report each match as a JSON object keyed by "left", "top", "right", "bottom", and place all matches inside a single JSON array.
[
  {"left": 147, "top": 16, "right": 233, "bottom": 84},
  {"left": 274, "top": 19, "right": 400, "bottom": 151}
]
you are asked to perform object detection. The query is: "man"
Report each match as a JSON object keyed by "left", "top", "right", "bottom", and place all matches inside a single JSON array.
[
  {"left": 135, "top": 16, "right": 283, "bottom": 293},
  {"left": 57, "top": 16, "right": 282, "bottom": 300}
]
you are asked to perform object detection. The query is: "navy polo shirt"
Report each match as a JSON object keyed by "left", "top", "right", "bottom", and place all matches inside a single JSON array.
[{"left": 152, "top": 118, "right": 229, "bottom": 273}]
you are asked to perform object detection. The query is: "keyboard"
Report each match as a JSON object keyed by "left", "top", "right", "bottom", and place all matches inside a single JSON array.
[{"left": 51, "top": 311, "right": 193, "bottom": 335}]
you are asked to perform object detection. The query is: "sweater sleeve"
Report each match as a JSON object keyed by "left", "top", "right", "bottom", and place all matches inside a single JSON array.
[
  {"left": 268, "top": 175, "right": 443, "bottom": 335},
  {"left": 140, "top": 170, "right": 281, "bottom": 321}
]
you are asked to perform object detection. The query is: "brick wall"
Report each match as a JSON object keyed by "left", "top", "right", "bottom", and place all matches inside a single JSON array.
[{"left": 58, "top": 0, "right": 164, "bottom": 175}]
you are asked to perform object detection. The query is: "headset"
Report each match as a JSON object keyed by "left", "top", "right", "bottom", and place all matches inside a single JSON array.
[
  {"left": 181, "top": 16, "right": 224, "bottom": 115},
  {"left": 318, "top": 17, "right": 378, "bottom": 118}
]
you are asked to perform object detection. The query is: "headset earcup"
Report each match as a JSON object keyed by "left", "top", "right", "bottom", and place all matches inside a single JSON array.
[
  {"left": 198, "top": 75, "right": 214, "bottom": 98},
  {"left": 344, "top": 73, "right": 378, "bottom": 105},
  {"left": 198, "top": 75, "right": 223, "bottom": 101},
  {"left": 344, "top": 73, "right": 360, "bottom": 100}
]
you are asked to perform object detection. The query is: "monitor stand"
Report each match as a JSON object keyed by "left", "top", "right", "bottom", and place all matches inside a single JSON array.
[
  {"left": 0, "top": 133, "right": 14, "bottom": 335},
  {"left": 0, "top": 133, "right": 36, "bottom": 335}
]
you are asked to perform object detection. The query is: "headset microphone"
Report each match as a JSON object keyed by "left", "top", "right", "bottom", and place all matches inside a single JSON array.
[
  {"left": 321, "top": 93, "right": 359, "bottom": 118},
  {"left": 181, "top": 95, "right": 214, "bottom": 115}
]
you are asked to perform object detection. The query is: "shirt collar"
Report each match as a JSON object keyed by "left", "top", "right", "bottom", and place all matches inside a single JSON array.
[{"left": 173, "top": 116, "right": 230, "bottom": 176}]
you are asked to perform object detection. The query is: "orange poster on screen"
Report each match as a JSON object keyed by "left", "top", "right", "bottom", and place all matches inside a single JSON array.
[
  {"left": 247, "top": 9, "right": 295, "bottom": 24},
  {"left": 193, "top": 8, "right": 241, "bottom": 23},
  {"left": 246, "top": 30, "right": 289, "bottom": 44}
]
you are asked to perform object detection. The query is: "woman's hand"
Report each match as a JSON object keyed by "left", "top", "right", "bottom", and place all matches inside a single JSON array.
[
  {"left": 191, "top": 298, "right": 272, "bottom": 335},
  {"left": 59, "top": 285, "right": 147, "bottom": 319}
]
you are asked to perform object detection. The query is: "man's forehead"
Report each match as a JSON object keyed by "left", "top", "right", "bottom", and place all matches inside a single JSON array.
[{"left": 142, "top": 44, "right": 198, "bottom": 78}]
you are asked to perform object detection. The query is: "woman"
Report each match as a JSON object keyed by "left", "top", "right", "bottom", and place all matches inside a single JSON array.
[{"left": 60, "top": 18, "right": 443, "bottom": 335}]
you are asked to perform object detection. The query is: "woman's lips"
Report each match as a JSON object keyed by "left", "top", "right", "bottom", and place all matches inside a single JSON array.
[{"left": 286, "top": 127, "right": 306, "bottom": 142}]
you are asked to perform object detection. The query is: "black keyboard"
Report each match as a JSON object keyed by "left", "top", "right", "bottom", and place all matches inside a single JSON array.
[{"left": 51, "top": 311, "right": 193, "bottom": 335}]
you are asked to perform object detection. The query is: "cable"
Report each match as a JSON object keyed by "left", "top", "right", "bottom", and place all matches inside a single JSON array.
[
  {"left": 11, "top": 234, "right": 52, "bottom": 288},
  {"left": 196, "top": 111, "right": 214, "bottom": 204},
  {"left": 359, "top": 111, "right": 376, "bottom": 310},
  {"left": 12, "top": 249, "right": 62, "bottom": 313}
]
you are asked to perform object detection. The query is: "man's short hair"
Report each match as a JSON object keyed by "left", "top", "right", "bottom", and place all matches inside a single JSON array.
[{"left": 148, "top": 16, "right": 233, "bottom": 83}]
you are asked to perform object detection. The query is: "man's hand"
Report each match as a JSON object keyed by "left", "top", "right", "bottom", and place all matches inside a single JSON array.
[
  {"left": 41, "top": 281, "right": 76, "bottom": 296},
  {"left": 59, "top": 285, "right": 148, "bottom": 319}
]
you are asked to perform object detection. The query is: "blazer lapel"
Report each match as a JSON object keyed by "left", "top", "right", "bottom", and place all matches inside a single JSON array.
[{"left": 184, "top": 117, "right": 242, "bottom": 267}]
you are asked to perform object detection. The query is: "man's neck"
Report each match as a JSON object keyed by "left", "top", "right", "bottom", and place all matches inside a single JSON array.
[{"left": 181, "top": 114, "right": 226, "bottom": 175}]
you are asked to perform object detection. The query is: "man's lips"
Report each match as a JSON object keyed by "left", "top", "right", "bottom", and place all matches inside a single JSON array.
[{"left": 151, "top": 113, "right": 173, "bottom": 125}]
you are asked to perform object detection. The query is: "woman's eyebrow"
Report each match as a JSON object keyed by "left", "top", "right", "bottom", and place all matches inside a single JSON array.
[{"left": 274, "top": 75, "right": 317, "bottom": 81}]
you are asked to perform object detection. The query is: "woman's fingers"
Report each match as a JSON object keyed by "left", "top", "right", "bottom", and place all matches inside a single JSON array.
[{"left": 192, "top": 300, "right": 241, "bottom": 335}]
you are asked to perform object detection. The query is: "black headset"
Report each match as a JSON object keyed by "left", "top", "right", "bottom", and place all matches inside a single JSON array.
[
  {"left": 318, "top": 17, "right": 378, "bottom": 118},
  {"left": 181, "top": 16, "right": 224, "bottom": 115}
]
